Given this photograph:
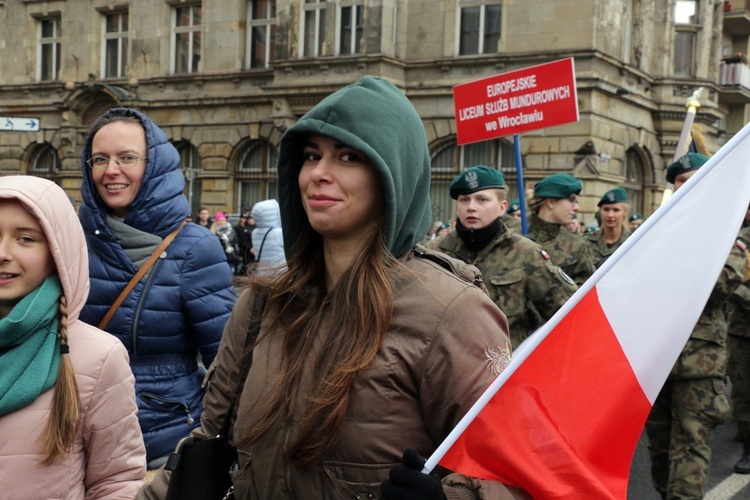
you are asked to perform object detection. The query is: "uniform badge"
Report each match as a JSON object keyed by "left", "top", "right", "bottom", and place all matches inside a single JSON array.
[
  {"left": 737, "top": 239, "right": 747, "bottom": 253},
  {"left": 540, "top": 249, "right": 550, "bottom": 260},
  {"left": 607, "top": 192, "right": 615, "bottom": 202},
  {"left": 465, "top": 170, "right": 479, "bottom": 190},
  {"left": 679, "top": 156, "right": 692, "bottom": 169},
  {"left": 485, "top": 344, "right": 511, "bottom": 376},
  {"left": 558, "top": 268, "right": 575, "bottom": 285}
]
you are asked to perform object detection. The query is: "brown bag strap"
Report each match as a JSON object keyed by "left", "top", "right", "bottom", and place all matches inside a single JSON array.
[{"left": 98, "top": 220, "right": 187, "bottom": 330}]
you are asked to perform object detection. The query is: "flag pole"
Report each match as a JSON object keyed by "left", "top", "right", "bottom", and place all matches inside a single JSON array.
[
  {"left": 661, "top": 88, "right": 702, "bottom": 206},
  {"left": 514, "top": 134, "right": 528, "bottom": 235}
]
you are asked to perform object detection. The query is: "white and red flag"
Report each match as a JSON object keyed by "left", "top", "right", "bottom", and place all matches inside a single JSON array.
[{"left": 426, "top": 124, "right": 750, "bottom": 498}]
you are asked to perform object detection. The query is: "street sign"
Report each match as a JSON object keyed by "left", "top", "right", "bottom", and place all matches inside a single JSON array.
[
  {"left": 0, "top": 116, "right": 40, "bottom": 132},
  {"left": 453, "top": 58, "right": 579, "bottom": 145}
]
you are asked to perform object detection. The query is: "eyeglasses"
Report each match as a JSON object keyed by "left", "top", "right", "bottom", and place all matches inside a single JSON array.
[{"left": 86, "top": 154, "right": 146, "bottom": 170}]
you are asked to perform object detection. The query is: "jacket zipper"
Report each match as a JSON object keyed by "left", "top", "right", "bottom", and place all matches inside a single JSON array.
[
  {"left": 132, "top": 256, "right": 164, "bottom": 356},
  {"left": 141, "top": 392, "right": 195, "bottom": 425}
]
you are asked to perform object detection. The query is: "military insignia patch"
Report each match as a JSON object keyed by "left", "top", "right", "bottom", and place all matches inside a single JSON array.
[
  {"left": 679, "top": 155, "right": 692, "bottom": 168},
  {"left": 607, "top": 192, "right": 615, "bottom": 202},
  {"left": 485, "top": 344, "right": 511, "bottom": 376},
  {"left": 558, "top": 268, "right": 575, "bottom": 285},
  {"left": 540, "top": 249, "right": 550, "bottom": 260},
  {"left": 737, "top": 239, "right": 747, "bottom": 252},
  {"left": 465, "top": 170, "right": 479, "bottom": 190}
]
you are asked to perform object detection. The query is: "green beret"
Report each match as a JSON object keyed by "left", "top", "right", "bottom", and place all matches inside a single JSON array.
[
  {"left": 507, "top": 199, "right": 521, "bottom": 214},
  {"left": 534, "top": 173, "right": 582, "bottom": 199},
  {"left": 666, "top": 153, "right": 709, "bottom": 184},
  {"left": 629, "top": 213, "right": 644, "bottom": 222},
  {"left": 598, "top": 187, "right": 628, "bottom": 207},
  {"left": 449, "top": 165, "right": 505, "bottom": 199}
]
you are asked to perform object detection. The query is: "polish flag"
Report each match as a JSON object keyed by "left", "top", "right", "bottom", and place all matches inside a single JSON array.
[{"left": 427, "top": 124, "right": 750, "bottom": 498}]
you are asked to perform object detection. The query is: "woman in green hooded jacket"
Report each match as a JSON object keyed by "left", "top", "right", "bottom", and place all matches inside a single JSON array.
[{"left": 140, "top": 76, "right": 526, "bottom": 499}]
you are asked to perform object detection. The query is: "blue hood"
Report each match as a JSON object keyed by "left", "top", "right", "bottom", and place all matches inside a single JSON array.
[{"left": 79, "top": 108, "right": 190, "bottom": 237}]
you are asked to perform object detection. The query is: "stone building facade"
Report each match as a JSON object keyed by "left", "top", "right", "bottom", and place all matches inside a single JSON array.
[{"left": 0, "top": 0, "right": 747, "bottom": 224}]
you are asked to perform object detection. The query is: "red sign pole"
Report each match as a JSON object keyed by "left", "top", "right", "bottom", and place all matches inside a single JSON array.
[{"left": 513, "top": 134, "right": 529, "bottom": 235}]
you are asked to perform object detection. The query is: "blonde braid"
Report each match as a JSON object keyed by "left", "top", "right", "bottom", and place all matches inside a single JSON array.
[{"left": 41, "top": 294, "right": 81, "bottom": 465}]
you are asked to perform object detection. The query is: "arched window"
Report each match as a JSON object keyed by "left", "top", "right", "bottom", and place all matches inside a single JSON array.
[
  {"left": 429, "top": 137, "right": 516, "bottom": 224},
  {"left": 235, "top": 139, "right": 278, "bottom": 213},
  {"left": 173, "top": 141, "right": 202, "bottom": 217},
  {"left": 27, "top": 143, "right": 61, "bottom": 182},
  {"left": 623, "top": 147, "right": 646, "bottom": 214}
]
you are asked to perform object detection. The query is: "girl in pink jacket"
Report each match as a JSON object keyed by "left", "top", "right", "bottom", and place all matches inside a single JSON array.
[{"left": 0, "top": 175, "right": 146, "bottom": 499}]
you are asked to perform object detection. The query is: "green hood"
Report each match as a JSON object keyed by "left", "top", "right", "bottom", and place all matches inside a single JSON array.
[{"left": 277, "top": 76, "right": 432, "bottom": 258}]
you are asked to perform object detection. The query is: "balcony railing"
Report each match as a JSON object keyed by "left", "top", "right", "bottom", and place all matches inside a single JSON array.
[{"left": 720, "top": 61, "right": 750, "bottom": 88}]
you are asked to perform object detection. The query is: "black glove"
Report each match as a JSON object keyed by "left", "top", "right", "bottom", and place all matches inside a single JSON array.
[{"left": 380, "top": 448, "right": 446, "bottom": 500}]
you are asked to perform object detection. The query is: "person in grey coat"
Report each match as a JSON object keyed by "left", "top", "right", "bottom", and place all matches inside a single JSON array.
[{"left": 250, "top": 199, "right": 285, "bottom": 274}]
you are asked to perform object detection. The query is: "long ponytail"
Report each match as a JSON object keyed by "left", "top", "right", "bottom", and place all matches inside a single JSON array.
[{"left": 41, "top": 294, "right": 81, "bottom": 465}]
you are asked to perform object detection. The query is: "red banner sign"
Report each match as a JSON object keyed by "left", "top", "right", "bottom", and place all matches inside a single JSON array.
[{"left": 453, "top": 58, "right": 579, "bottom": 145}]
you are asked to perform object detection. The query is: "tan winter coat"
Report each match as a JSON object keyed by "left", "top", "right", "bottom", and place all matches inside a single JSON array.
[
  {"left": 0, "top": 176, "right": 146, "bottom": 499},
  {"left": 140, "top": 249, "right": 527, "bottom": 499}
]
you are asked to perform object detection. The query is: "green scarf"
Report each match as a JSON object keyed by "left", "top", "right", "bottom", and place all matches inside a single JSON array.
[{"left": 0, "top": 275, "right": 62, "bottom": 416}]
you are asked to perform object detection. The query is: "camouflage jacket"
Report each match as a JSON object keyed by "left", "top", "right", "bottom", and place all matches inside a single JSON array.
[
  {"left": 585, "top": 226, "right": 631, "bottom": 269},
  {"left": 502, "top": 214, "right": 522, "bottom": 232},
  {"left": 426, "top": 221, "right": 577, "bottom": 348},
  {"left": 526, "top": 214, "right": 596, "bottom": 287},
  {"left": 672, "top": 234, "right": 747, "bottom": 379},
  {"left": 728, "top": 225, "right": 750, "bottom": 337}
]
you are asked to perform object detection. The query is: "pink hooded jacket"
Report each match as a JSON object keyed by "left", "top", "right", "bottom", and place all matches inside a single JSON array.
[{"left": 0, "top": 176, "right": 146, "bottom": 499}]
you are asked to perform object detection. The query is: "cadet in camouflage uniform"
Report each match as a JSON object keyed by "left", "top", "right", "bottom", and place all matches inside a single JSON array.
[
  {"left": 645, "top": 153, "right": 747, "bottom": 499},
  {"left": 425, "top": 165, "right": 577, "bottom": 348},
  {"left": 728, "top": 210, "right": 750, "bottom": 474},
  {"left": 502, "top": 198, "right": 523, "bottom": 232},
  {"left": 629, "top": 212, "right": 646, "bottom": 232},
  {"left": 585, "top": 187, "right": 631, "bottom": 268},
  {"left": 526, "top": 173, "right": 595, "bottom": 286}
]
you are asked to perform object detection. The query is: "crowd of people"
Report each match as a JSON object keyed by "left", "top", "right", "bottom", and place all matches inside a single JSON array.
[{"left": 0, "top": 78, "right": 747, "bottom": 500}]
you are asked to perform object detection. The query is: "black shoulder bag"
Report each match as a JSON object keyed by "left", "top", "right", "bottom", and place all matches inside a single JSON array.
[{"left": 165, "top": 295, "right": 266, "bottom": 500}]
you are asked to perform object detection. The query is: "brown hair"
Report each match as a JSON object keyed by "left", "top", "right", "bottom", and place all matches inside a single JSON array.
[
  {"left": 86, "top": 108, "right": 144, "bottom": 152},
  {"left": 239, "top": 219, "right": 397, "bottom": 466},
  {"left": 41, "top": 294, "right": 81, "bottom": 465},
  {"left": 527, "top": 185, "right": 549, "bottom": 215}
]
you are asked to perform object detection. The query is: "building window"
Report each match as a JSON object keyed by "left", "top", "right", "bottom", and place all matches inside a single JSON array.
[
  {"left": 673, "top": 31, "right": 697, "bottom": 77},
  {"left": 103, "top": 12, "right": 128, "bottom": 78},
  {"left": 172, "top": 4, "right": 202, "bottom": 74},
  {"left": 301, "top": 0, "right": 327, "bottom": 58},
  {"left": 28, "top": 143, "right": 61, "bottom": 181},
  {"left": 38, "top": 17, "right": 61, "bottom": 81},
  {"left": 623, "top": 148, "right": 646, "bottom": 214},
  {"left": 247, "top": 0, "right": 276, "bottom": 69},
  {"left": 674, "top": 0, "right": 698, "bottom": 24},
  {"left": 457, "top": 1, "right": 501, "bottom": 56},
  {"left": 338, "top": 0, "right": 364, "bottom": 55},
  {"left": 673, "top": 0, "right": 698, "bottom": 77},
  {"left": 235, "top": 140, "right": 279, "bottom": 212},
  {"left": 429, "top": 137, "right": 514, "bottom": 222},
  {"left": 174, "top": 141, "right": 202, "bottom": 217}
]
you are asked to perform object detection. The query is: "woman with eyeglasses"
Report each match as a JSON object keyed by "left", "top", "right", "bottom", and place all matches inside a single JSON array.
[
  {"left": 78, "top": 108, "right": 236, "bottom": 470},
  {"left": 526, "top": 173, "right": 596, "bottom": 287}
]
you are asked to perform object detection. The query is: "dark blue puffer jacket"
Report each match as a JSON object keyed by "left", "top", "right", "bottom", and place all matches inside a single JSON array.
[{"left": 78, "top": 108, "right": 236, "bottom": 463}]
